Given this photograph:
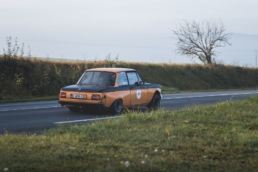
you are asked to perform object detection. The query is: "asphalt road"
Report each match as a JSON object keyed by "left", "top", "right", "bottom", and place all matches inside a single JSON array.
[{"left": 1, "top": 90, "right": 258, "bottom": 134}]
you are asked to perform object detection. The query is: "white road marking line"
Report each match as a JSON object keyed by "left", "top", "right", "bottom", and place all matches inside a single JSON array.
[
  {"left": 162, "top": 92, "right": 258, "bottom": 100},
  {"left": 0, "top": 106, "right": 61, "bottom": 112},
  {"left": 54, "top": 116, "right": 121, "bottom": 124},
  {"left": 1, "top": 92, "right": 257, "bottom": 111}
]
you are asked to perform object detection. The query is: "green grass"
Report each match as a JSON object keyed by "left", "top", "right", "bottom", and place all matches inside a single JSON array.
[
  {"left": 161, "top": 86, "right": 180, "bottom": 93},
  {"left": 1, "top": 86, "right": 256, "bottom": 104},
  {"left": 0, "top": 96, "right": 58, "bottom": 103},
  {"left": 0, "top": 86, "right": 179, "bottom": 103},
  {"left": 1, "top": 97, "right": 258, "bottom": 171}
]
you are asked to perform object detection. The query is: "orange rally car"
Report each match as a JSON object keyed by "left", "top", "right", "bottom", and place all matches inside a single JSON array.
[{"left": 58, "top": 68, "right": 161, "bottom": 114}]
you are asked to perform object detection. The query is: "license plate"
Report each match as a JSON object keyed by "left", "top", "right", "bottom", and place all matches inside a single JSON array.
[{"left": 70, "top": 94, "right": 87, "bottom": 99}]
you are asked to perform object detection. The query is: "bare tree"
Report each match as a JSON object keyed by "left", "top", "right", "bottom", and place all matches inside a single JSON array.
[{"left": 173, "top": 20, "right": 232, "bottom": 64}]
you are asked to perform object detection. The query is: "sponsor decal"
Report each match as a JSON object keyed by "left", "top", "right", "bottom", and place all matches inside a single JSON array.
[{"left": 136, "top": 89, "right": 141, "bottom": 99}]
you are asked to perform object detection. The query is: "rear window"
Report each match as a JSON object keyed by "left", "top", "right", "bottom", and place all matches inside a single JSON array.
[{"left": 77, "top": 71, "right": 116, "bottom": 86}]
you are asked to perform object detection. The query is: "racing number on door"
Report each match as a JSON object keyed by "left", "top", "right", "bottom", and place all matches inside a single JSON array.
[{"left": 136, "top": 89, "right": 141, "bottom": 99}]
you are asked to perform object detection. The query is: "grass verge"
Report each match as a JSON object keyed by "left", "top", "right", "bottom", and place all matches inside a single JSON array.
[
  {"left": 0, "top": 86, "right": 181, "bottom": 103},
  {"left": 1, "top": 87, "right": 257, "bottom": 103},
  {"left": 1, "top": 97, "right": 258, "bottom": 171},
  {"left": 160, "top": 86, "right": 180, "bottom": 94},
  {"left": 0, "top": 96, "right": 58, "bottom": 103}
]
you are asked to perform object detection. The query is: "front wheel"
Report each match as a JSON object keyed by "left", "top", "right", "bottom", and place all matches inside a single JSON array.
[
  {"left": 148, "top": 94, "right": 161, "bottom": 110},
  {"left": 110, "top": 99, "right": 123, "bottom": 114}
]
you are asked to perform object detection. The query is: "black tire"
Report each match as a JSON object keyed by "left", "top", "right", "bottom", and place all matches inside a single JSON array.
[
  {"left": 110, "top": 99, "right": 123, "bottom": 114},
  {"left": 148, "top": 94, "right": 161, "bottom": 110},
  {"left": 68, "top": 107, "right": 78, "bottom": 112}
]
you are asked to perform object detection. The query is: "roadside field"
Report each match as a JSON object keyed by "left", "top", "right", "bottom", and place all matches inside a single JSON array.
[
  {"left": 0, "top": 86, "right": 179, "bottom": 103},
  {"left": 0, "top": 96, "right": 258, "bottom": 171},
  {"left": 0, "top": 96, "right": 58, "bottom": 103}
]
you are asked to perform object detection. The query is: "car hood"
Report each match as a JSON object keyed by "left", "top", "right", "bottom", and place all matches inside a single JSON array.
[{"left": 61, "top": 84, "right": 115, "bottom": 92}]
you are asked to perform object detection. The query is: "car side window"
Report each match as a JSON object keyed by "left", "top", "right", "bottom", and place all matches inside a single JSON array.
[
  {"left": 136, "top": 73, "right": 143, "bottom": 83},
  {"left": 118, "top": 72, "right": 128, "bottom": 86},
  {"left": 127, "top": 72, "right": 139, "bottom": 85}
]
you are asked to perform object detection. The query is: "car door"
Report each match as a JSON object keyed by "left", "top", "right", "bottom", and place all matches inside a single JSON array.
[
  {"left": 126, "top": 71, "right": 148, "bottom": 106},
  {"left": 117, "top": 72, "right": 131, "bottom": 106}
]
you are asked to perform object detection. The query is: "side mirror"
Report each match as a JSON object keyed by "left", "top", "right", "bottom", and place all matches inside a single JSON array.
[{"left": 134, "top": 81, "right": 143, "bottom": 85}]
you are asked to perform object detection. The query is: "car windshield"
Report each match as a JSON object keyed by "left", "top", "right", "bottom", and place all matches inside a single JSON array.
[{"left": 77, "top": 71, "right": 116, "bottom": 86}]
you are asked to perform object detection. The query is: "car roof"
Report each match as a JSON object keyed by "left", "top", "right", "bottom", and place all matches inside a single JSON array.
[{"left": 86, "top": 68, "right": 136, "bottom": 73}]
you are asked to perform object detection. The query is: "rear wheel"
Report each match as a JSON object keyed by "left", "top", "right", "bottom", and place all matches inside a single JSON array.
[
  {"left": 148, "top": 94, "right": 161, "bottom": 110},
  {"left": 110, "top": 99, "right": 123, "bottom": 114}
]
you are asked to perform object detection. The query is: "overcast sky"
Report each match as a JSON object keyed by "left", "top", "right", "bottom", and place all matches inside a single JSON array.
[{"left": 1, "top": 0, "right": 258, "bottom": 66}]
